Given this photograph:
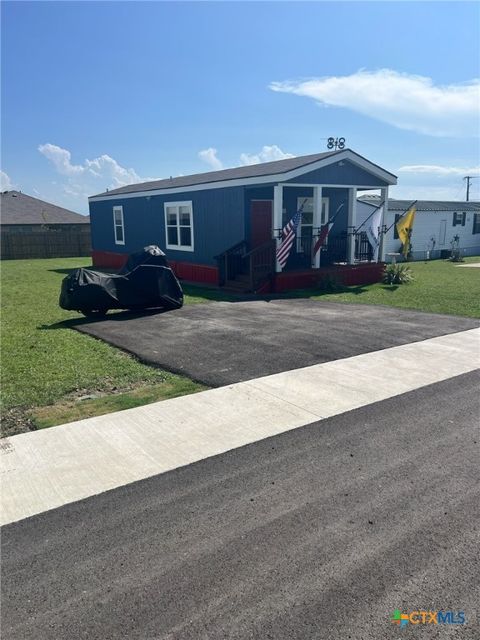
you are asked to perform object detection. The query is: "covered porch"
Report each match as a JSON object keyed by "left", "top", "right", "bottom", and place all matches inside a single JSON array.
[{"left": 216, "top": 180, "right": 392, "bottom": 294}]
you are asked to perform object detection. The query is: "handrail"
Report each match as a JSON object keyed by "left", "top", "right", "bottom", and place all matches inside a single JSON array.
[
  {"left": 243, "top": 239, "right": 274, "bottom": 259},
  {"left": 215, "top": 239, "right": 248, "bottom": 285},
  {"left": 214, "top": 239, "right": 247, "bottom": 260},
  {"left": 216, "top": 238, "right": 276, "bottom": 290},
  {"left": 248, "top": 238, "right": 276, "bottom": 291}
]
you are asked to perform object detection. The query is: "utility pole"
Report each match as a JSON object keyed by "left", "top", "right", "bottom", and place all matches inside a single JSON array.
[{"left": 463, "top": 176, "right": 478, "bottom": 201}]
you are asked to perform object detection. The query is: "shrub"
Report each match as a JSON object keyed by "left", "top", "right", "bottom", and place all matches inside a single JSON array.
[{"left": 383, "top": 263, "right": 414, "bottom": 285}]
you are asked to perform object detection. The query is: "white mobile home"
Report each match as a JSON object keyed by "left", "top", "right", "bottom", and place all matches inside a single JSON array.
[{"left": 357, "top": 196, "right": 480, "bottom": 261}]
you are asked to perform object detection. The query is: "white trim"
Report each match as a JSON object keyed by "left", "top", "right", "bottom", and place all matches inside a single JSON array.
[
  {"left": 273, "top": 185, "right": 283, "bottom": 272},
  {"left": 164, "top": 200, "right": 194, "bottom": 252},
  {"left": 282, "top": 183, "right": 380, "bottom": 189},
  {"left": 379, "top": 187, "right": 389, "bottom": 261},
  {"left": 113, "top": 205, "right": 125, "bottom": 245},
  {"left": 312, "top": 187, "right": 322, "bottom": 268},
  {"left": 296, "top": 196, "right": 313, "bottom": 255},
  {"left": 90, "top": 183, "right": 388, "bottom": 203},
  {"left": 347, "top": 188, "right": 357, "bottom": 264},
  {"left": 285, "top": 150, "right": 397, "bottom": 185},
  {"left": 89, "top": 151, "right": 397, "bottom": 202}
]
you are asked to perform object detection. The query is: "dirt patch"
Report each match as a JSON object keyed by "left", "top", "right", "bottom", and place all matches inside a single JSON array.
[
  {"left": 1, "top": 408, "right": 37, "bottom": 438},
  {"left": 1, "top": 381, "right": 157, "bottom": 438}
]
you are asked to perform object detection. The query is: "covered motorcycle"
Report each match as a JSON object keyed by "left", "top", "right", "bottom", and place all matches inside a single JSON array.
[{"left": 59, "top": 245, "right": 183, "bottom": 317}]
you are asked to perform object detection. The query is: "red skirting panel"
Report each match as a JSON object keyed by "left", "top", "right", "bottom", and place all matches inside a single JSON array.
[
  {"left": 168, "top": 261, "right": 219, "bottom": 285},
  {"left": 274, "top": 263, "right": 384, "bottom": 293},
  {"left": 92, "top": 250, "right": 128, "bottom": 269},
  {"left": 91, "top": 250, "right": 219, "bottom": 285}
]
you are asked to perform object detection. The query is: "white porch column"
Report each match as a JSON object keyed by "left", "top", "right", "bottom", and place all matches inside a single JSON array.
[
  {"left": 347, "top": 187, "right": 357, "bottom": 264},
  {"left": 312, "top": 186, "right": 323, "bottom": 268},
  {"left": 378, "top": 186, "right": 389, "bottom": 262},
  {"left": 273, "top": 184, "right": 283, "bottom": 272}
]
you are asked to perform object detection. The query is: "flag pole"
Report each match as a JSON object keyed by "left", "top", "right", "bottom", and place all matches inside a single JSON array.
[
  {"left": 385, "top": 200, "right": 417, "bottom": 234},
  {"left": 275, "top": 197, "right": 309, "bottom": 269},
  {"left": 314, "top": 202, "right": 345, "bottom": 232},
  {"left": 355, "top": 199, "right": 385, "bottom": 232},
  {"left": 312, "top": 202, "right": 345, "bottom": 258}
]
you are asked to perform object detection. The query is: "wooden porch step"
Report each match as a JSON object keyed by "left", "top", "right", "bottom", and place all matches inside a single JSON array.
[
  {"left": 223, "top": 280, "right": 251, "bottom": 292},
  {"left": 231, "top": 274, "right": 250, "bottom": 283}
]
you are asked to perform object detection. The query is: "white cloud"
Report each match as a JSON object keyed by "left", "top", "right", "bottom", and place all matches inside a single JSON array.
[
  {"left": 84, "top": 155, "right": 143, "bottom": 187},
  {"left": 390, "top": 163, "right": 480, "bottom": 201},
  {"left": 38, "top": 143, "right": 144, "bottom": 188},
  {"left": 38, "top": 143, "right": 84, "bottom": 176},
  {"left": 239, "top": 145, "right": 295, "bottom": 166},
  {"left": 37, "top": 142, "right": 165, "bottom": 212},
  {"left": 198, "top": 144, "right": 295, "bottom": 170},
  {"left": 398, "top": 164, "right": 480, "bottom": 176},
  {"left": 270, "top": 69, "right": 480, "bottom": 137},
  {"left": 0, "top": 170, "right": 15, "bottom": 191},
  {"left": 198, "top": 147, "right": 223, "bottom": 170}
]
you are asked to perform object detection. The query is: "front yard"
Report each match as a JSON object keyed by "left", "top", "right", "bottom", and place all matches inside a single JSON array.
[
  {"left": 304, "top": 256, "right": 480, "bottom": 318},
  {"left": 1, "top": 256, "right": 478, "bottom": 437},
  {"left": 1, "top": 257, "right": 207, "bottom": 436}
]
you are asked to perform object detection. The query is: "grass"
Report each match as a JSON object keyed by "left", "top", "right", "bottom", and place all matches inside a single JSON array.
[
  {"left": 2, "top": 255, "right": 478, "bottom": 436},
  {"left": 30, "top": 379, "right": 204, "bottom": 429},
  {"left": 1, "top": 257, "right": 206, "bottom": 435},
  {"left": 289, "top": 256, "right": 480, "bottom": 319}
]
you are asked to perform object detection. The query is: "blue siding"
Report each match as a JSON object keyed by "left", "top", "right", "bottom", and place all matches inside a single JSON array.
[
  {"left": 323, "top": 188, "right": 349, "bottom": 236},
  {"left": 282, "top": 187, "right": 314, "bottom": 224},
  {"left": 90, "top": 186, "right": 245, "bottom": 265},
  {"left": 287, "top": 160, "right": 389, "bottom": 188},
  {"left": 90, "top": 157, "right": 389, "bottom": 266}
]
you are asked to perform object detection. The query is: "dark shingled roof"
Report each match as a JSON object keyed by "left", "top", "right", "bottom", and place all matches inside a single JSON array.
[
  {"left": 91, "top": 149, "right": 396, "bottom": 198},
  {"left": 359, "top": 194, "right": 480, "bottom": 212},
  {"left": 1, "top": 191, "right": 89, "bottom": 225},
  {"left": 91, "top": 151, "right": 341, "bottom": 198}
]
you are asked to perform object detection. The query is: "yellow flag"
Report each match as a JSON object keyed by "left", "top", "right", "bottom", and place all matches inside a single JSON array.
[{"left": 396, "top": 206, "right": 416, "bottom": 257}]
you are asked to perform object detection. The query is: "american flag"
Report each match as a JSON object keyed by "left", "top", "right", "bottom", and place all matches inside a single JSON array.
[{"left": 276, "top": 200, "right": 307, "bottom": 268}]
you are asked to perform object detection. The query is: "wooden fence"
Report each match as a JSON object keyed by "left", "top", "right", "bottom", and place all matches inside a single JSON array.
[{"left": 1, "top": 227, "right": 91, "bottom": 260}]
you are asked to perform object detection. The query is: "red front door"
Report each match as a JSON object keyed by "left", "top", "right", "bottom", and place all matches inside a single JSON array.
[{"left": 250, "top": 200, "right": 273, "bottom": 249}]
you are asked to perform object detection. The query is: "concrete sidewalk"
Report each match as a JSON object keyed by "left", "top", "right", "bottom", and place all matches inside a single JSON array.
[{"left": 1, "top": 328, "right": 479, "bottom": 526}]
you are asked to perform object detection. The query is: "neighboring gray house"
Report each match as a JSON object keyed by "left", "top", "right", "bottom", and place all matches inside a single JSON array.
[
  {"left": 1, "top": 190, "right": 91, "bottom": 259},
  {"left": 357, "top": 195, "right": 480, "bottom": 261}
]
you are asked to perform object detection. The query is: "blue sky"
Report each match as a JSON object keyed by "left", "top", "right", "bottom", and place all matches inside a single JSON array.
[{"left": 1, "top": 1, "right": 479, "bottom": 214}]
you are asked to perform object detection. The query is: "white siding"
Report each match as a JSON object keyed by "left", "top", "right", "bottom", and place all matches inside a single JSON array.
[{"left": 357, "top": 201, "right": 480, "bottom": 262}]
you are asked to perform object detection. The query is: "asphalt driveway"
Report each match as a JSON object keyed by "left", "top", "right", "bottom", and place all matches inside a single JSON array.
[{"left": 77, "top": 299, "right": 478, "bottom": 386}]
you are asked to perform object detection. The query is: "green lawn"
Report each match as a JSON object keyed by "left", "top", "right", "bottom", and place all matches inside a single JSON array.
[
  {"left": 1, "top": 255, "right": 478, "bottom": 436},
  {"left": 302, "top": 257, "right": 480, "bottom": 318},
  {"left": 1, "top": 257, "right": 206, "bottom": 436}
]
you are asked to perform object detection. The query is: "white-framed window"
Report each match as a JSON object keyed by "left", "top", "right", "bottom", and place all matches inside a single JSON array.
[
  {"left": 296, "top": 196, "right": 329, "bottom": 252},
  {"left": 164, "top": 201, "right": 194, "bottom": 251},
  {"left": 113, "top": 206, "right": 125, "bottom": 245}
]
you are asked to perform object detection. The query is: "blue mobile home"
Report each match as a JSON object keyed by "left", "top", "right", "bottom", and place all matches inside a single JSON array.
[{"left": 88, "top": 149, "right": 397, "bottom": 292}]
